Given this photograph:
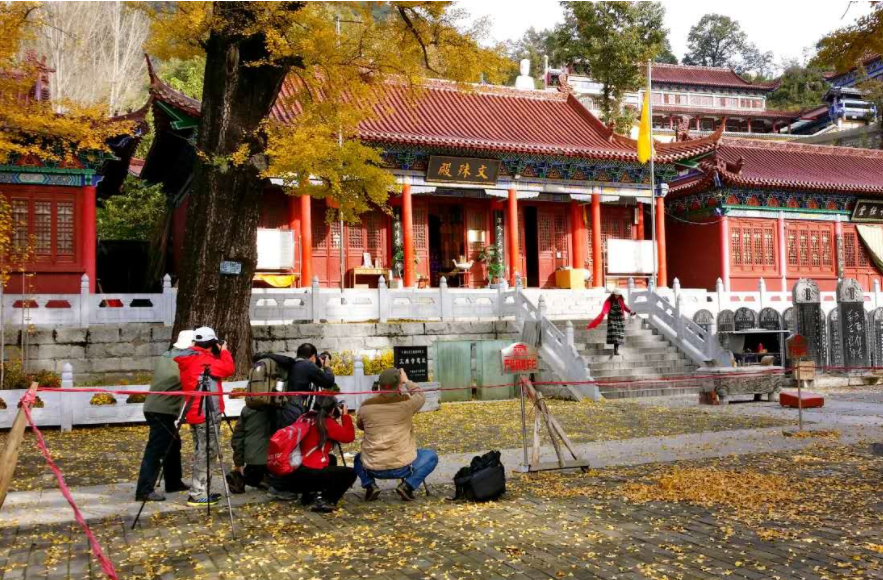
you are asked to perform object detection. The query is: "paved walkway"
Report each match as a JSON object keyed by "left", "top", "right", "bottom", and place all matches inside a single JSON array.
[{"left": 2, "top": 390, "right": 880, "bottom": 528}]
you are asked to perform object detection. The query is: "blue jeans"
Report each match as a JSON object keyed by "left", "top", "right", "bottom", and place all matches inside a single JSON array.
[{"left": 354, "top": 449, "right": 438, "bottom": 490}]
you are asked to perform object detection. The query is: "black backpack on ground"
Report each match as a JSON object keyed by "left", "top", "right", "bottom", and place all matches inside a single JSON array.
[{"left": 452, "top": 450, "right": 505, "bottom": 502}]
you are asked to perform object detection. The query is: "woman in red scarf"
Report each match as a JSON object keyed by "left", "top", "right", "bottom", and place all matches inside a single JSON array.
[{"left": 586, "top": 289, "right": 633, "bottom": 355}]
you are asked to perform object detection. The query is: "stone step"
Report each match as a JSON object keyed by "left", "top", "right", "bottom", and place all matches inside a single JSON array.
[
  {"left": 600, "top": 383, "right": 704, "bottom": 399},
  {"left": 591, "top": 364, "right": 696, "bottom": 378},
  {"left": 588, "top": 359, "right": 694, "bottom": 371},
  {"left": 578, "top": 343, "right": 680, "bottom": 354},
  {"left": 581, "top": 351, "right": 684, "bottom": 362}
]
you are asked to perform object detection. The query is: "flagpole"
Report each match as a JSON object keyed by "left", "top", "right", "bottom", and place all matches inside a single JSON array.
[{"left": 648, "top": 59, "right": 657, "bottom": 289}]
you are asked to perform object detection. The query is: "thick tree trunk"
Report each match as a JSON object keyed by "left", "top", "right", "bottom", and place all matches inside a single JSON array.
[{"left": 172, "top": 2, "right": 300, "bottom": 373}]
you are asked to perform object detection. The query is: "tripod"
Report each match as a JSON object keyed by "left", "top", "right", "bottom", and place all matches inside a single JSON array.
[
  {"left": 132, "top": 367, "right": 237, "bottom": 537},
  {"left": 197, "top": 366, "right": 237, "bottom": 537},
  {"left": 132, "top": 392, "right": 196, "bottom": 529}
]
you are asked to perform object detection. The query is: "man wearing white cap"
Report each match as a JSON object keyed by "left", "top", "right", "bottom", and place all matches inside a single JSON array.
[
  {"left": 135, "top": 330, "right": 196, "bottom": 502},
  {"left": 175, "top": 326, "right": 235, "bottom": 507}
]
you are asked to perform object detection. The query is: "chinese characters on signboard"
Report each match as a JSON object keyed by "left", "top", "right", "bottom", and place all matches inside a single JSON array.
[
  {"left": 426, "top": 156, "right": 501, "bottom": 185},
  {"left": 393, "top": 346, "right": 429, "bottom": 383},
  {"left": 501, "top": 342, "right": 539, "bottom": 374},
  {"left": 851, "top": 199, "right": 883, "bottom": 223}
]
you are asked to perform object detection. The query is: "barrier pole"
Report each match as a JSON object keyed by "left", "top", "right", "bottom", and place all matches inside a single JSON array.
[{"left": 0, "top": 382, "right": 38, "bottom": 510}]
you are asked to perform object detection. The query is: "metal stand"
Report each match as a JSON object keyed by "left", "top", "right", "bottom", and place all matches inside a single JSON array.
[
  {"left": 199, "top": 366, "right": 237, "bottom": 537},
  {"left": 517, "top": 376, "right": 590, "bottom": 473},
  {"left": 132, "top": 393, "right": 197, "bottom": 529}
]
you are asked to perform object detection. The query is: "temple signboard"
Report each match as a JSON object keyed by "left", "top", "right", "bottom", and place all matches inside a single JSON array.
[
  {"left": 426, "top": 156, "right": 501, "bottom": 185},
  {"left": 851, "top": 199, "right": 883, "bottom": 223}
]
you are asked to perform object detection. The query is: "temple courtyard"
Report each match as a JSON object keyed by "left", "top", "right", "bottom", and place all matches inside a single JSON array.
[{"left": 0, "top": 389, "right": 882, "bottom": 580}]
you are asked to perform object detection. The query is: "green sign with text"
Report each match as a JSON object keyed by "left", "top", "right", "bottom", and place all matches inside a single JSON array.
[{"left": 426, "top": 155, "right": 500, "bottom": 185}]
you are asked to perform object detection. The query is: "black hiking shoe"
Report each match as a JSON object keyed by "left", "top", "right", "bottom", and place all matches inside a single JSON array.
[
  {"left": 364, "top": 485, "right": 381, "bottom": 502},
  {"left": 396, "top": 481, "right": 415, "bottom": 501},
  {"left": 311, "top": 495, "right": 337, "bottom": 513},
  {"left": 135, "top": 491, "right": 165, "bottom": 502}
]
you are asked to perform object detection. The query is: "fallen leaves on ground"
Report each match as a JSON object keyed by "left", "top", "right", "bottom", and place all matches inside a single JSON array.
[{"left": 1, "top": 398, "right": 791, "bottom": 492}]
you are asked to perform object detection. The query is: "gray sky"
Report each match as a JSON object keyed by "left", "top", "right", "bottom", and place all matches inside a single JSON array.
[{"left": 461, "top": 1, "right": 876, "bottom": 66}]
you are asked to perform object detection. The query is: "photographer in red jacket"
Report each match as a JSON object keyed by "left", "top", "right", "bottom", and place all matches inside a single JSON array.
[{"left": 175, "top": 326, "right": 235, "bottom": 507}]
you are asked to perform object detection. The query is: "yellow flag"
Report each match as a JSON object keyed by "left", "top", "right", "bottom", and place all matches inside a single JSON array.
[{"left": 637, "top": 85, "right": 653, "bottom": 164}]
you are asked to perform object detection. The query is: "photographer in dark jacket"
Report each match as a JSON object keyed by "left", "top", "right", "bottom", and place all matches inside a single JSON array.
[{"left": 254, "top": 343, "right": 335, "bottom": 429}]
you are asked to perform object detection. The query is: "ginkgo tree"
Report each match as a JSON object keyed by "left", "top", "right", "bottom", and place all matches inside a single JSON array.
[
  {"left": 141, "top": 1, "right": 512, "bottom": 370},
  {"left": 0, "top": 3, "right": 131, "bottom": 165}
]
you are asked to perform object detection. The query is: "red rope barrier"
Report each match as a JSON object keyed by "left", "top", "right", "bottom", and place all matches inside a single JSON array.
[
  {"left": 18, "top": 389, "right": 119, "bottom": 580},
  {"left": 34, "top": 367, "right": 791, "bottom": 398}
]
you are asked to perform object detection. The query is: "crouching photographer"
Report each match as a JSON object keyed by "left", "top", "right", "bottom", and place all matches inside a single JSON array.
[
  {"left": 253, "top": 343, "right": 335, "bottom": 429},
  {"left": 227, "top": 406, "right": 274, "bottom": 494},
  {"left": 281, "top": 395, "right": 356, "bottom": 512}
]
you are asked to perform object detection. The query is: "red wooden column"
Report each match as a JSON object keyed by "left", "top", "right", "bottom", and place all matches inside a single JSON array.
[
  {"left": 82, "top": 184, "right": 97, "bottom": 293},
  {"left": 287, "top": 195, "right": 301, "bottom": 286},
  {"left": 507, "top": 188, "right": 519, "bottom": 286},
  {"left": 778, "top": 212, "right": 787, "bottom": 291},
  {"left": 656, "top": 195, "right": 668, "bottom": 287},
  {"left": 591, "top": 192, "right": 602, "bottom": 288},
  {"left": 636, "top": 203, "right": 645, "bottom": 240},
  {"left": 402, "top": 182, "right": 415, "bottom": 288},
  {"left": 720, "top": 215, "right": 730, "bottom": 291},
  {"left": 299, "top": 194, "right": 313, "bottom": 284},
  {"left": 569, "top": 200, "right": 587, "bottom": 270}
]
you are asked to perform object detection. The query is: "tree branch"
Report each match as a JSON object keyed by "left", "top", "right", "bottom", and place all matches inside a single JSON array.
[{"left": 396, "top": 6, "right": 438, "bottom": 74}]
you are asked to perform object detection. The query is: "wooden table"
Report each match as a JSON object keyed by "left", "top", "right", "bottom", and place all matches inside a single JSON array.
[{"left": 350, "top": 267, "right": 386, "bottom": 288}]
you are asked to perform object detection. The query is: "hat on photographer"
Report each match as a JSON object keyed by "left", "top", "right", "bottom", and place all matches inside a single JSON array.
[
  {"left": 173, "top": 330, "right": 195, "bottom": 350},
  {"left": 377, "top": 368, "right": 401, "bottom": 390},
  {"left": 193, "top": 327, "right": 217, "bottom": 342}
]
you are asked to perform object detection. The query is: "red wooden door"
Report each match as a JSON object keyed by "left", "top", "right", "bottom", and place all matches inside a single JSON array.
[
  {"left": 310, "top": 201, "right": 342, "bottom": 287},
  {"left": 537, "top": 207, "right": 569, "bottom": 288},
  {"left": 466, "top": 205, "right": 489, "bottom": 286},
  {"left": 344, "top": 210, "right": 389, "bottom": 286},
  {"left": 413, "top": 200, "right": 430, "bottom": 281}
]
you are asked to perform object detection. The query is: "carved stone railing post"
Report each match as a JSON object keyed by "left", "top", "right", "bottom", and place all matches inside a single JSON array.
[
  {"left": 79, "top": 274, "right": 90, "bottom": 329},
  {"left": 311, "top": 276, "right": 323, "bottom": 323},
  {"left": 675, "top": 295, "right": 684, "bottom": 340},
  {"left": 716, "top": 277, "right": 725, "bottom": 314},
  {"left": 514, "top": 273, "right": 524, "bottom": 324},
  {"left": 627, "top": 276, "right": 635, "bottom": 308},
  {"left": 377, "top": 276, "right": 389, "bottom": 323},
  {"left": 60, "top": 362, "right": 74, "bottom": 432},
  {"left": 672, "top": 277, "right": 681, "bottom": 306},
  {"left": 875, "top": 279, "right": 881, "bottom": 310},
  {"left": 565, "top": 320, "right": 574, "bottom": 347},
  {"left": 439, "top": 276, "right": 451, "bottom": 321},
  {"left": 538, "top": 294, "right": 547, "bottom": 320},
  {"left": 162, "top": 274, "right": 174, "bottom": 327}
]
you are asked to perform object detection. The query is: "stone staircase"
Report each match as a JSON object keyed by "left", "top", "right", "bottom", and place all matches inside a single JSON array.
[{"left": 556, "top": 317, "right": 702, "bottom": 399}]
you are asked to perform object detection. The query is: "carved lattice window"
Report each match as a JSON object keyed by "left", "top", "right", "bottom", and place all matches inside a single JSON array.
[
  {"left": 799, "top": 231, "right": 810, "bottom": 266},
  {"left": 329, "top": 220, "right": 341, "bottom": 250},
  {"left": 413, "top": 205, "right": 427, "bottom": 250},
  {"left": 742, "top": 230, "right": 752, "bottom": 265},
  {"left": 33, "top": 201, "right": 51, "bottom": 255},
  {"left": 821, "top": 231, "right": 832, "bottom": 266},
  {"left": 764, "top": 230, "right": 774, "bottom": 265},
  {"left": 554, "top": 213, "right": 567, "bottom": 257},
  {"left": 365, "top": 213, "right": 383, "bottom": 253},
  {"left": 810, "top": 232, "right": 820, "bottom": 266},
  {"left": 845, "top": 233, "right": 857, "bottom": 268},
  {"left": 538, "top": 213, "right": 552, "bottom": 252},
  {"left": 11, "top": 199, "right": 28, "bottom": 250},
  {"left": 731, "top": 230, "right": 742, "bottom": 266},
  {"left": 753, "top": 229, "right": 763, "bottom": 266},
  {"left": 788, "top": 231, "right": 798, "bottom": 266},
  {"left": 56, "top": 202, "right": 74, "bottom": 256},
  {"left": 311, "top": 205, "right": 327, "bottom": 250},
  {"left": 347, "top": 223, "right": 364, "bottom": 249},
  {"left": 518, "top": 212, "right": 524, "bottom": 254}
]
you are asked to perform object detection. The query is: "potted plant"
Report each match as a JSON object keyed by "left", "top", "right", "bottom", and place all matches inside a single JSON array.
[{"left": 478, "top": 244, "right": 504, "bottom": 287}]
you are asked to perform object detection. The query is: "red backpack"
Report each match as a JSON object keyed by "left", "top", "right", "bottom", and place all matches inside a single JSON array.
[{"left": 266, "top": 415, "right": 318, "bottom": 476}]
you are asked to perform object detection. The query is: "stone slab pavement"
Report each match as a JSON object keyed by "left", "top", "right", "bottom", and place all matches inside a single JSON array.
[{"left": 3, "top": 413, "right": 880, "bottom": 529}]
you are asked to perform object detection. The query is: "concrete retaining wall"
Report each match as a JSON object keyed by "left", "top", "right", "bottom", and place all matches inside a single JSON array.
[{"left": 3, "top": 321, "right": 522, "bottom": 384}]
